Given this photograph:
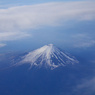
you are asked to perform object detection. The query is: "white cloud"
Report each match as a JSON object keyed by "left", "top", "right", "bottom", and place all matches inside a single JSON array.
[
  {"left": 74, "top": 40, "right": 95, "bottom": 48},
  {"left": 91, "top": 60, "right": 95, "bottom": 63},
  {"left": 0, "top": 43, "right": 6, "bottom": 47},
  {"left": 0, "top": 32, "right": 30, "bottom": 41},
  {"left": 0, "top": 1, "right": 95, "bottom": 30},
  {"left": 72, "top": 34, "right": 95, "bottom": 48},
  {"left": 75, "top": 77, "right": 95, "bottom": 95},
  {"left": 0, "top": 1, "right": 95, "bottom": 42}
]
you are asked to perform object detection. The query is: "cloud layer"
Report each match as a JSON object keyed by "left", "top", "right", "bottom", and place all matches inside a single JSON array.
[
  {"left": 75, "top": 77, "right": 95, "bottom": 95},
  {"left": 0, "top": 43, "right": 6, "bottom": 47},
  {"left": 72, "top": 34, "right": 95, "bottom": 48},
  {"left": 0, "top": 1, "right": 95, "bottom": 30},
  {"left": 0, "top": 1, "right": 95, "bottom": 45}
]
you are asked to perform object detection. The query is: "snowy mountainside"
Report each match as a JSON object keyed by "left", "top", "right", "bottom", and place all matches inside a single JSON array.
[{"left": 18, "top": 44, "right": 79, "bottom": 69}]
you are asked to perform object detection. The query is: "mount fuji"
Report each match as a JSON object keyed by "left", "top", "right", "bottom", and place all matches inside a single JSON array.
[
  {"left": 17, "top": 44, "right": 79, "bottom": 69},
  {"left": 1, "top": 44, "right": 93, "bottom": 95}
]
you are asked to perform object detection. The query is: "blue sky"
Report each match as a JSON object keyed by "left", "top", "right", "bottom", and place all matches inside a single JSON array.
[{"left": 0, "top": 0, "right": 95, "bottom": 52}]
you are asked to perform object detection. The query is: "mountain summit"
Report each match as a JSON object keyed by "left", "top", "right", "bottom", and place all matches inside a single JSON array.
[{"left": 19, "top": 44, "right": 79, "bottom": 69}]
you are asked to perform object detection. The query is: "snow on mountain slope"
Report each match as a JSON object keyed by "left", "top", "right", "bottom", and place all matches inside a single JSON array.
[{"left": 18, "top": 44, "right": 79, "bottom": 69}]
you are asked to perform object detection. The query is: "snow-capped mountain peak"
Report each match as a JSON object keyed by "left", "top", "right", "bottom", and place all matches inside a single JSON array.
[{"left": 19, "top": 44, "right": 79, "bottom": 69}]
